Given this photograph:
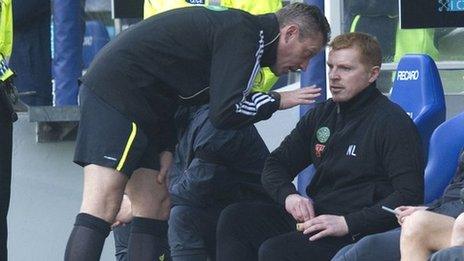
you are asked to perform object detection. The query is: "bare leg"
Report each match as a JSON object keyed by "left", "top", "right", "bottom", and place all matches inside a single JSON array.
[
  {"left": 451, "top": 212, "right": 464, "bottom": 246},
  {"left": 125, "top": 168, "right": 170, "bottom": 220},
  {"left": 65, "top": 164, "right": 128, "bottom": 261},
  {"left": 80, "top": 164, "right": 128, "bottom": 221},
  {"left": 400, "top": 210, "right": 455, "bottom": 261}
]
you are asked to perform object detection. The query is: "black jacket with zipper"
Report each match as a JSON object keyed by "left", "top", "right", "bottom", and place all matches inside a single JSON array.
[
  {"left": 262, "top": 83, "right": 424, "bottom": 238},
  {"left": 81, "top": 6, "right": 281, "bottom": 142}
]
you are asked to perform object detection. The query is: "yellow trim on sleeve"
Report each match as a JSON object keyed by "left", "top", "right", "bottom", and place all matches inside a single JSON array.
[{"left": 116, "top": 122, "right": 137, "bottom": 171}]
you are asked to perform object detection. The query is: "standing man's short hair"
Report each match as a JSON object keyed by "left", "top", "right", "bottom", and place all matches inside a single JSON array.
[
  {"left": 329, "top": 32, "right": 382, "bottom": 68},
  {"left": 276, "top": 3, "right": 331, "bottom": 46}
]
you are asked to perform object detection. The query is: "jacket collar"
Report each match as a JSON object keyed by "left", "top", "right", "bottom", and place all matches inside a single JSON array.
[
  {"left": 257, "top": 13, "right": 279, "bottom": 67},
  {"left": 337, "top": 82, "right": 381, "bottom": 115}
]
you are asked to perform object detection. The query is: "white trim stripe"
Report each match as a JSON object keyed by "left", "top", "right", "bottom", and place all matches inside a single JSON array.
[
  {"left": 241, "top": 30, "right": 265, "bottom": 101},
  {"left": 235, "top": 93, "right": 275, "bottom": 116},
  {"left": 255, "top": 97, "right": 273, "bottom": 109}
]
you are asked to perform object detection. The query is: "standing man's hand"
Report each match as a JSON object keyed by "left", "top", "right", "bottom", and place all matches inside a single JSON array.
[
  {"left": 278, "top": 86, "right": 321, "bottom": 110},
  {"left": 298, "top": 215, "right": 349, "bottom": 241},
  {"left": 285, "top": 194, "right": 315, "bottom": 222},
  {"left": 395, "top": 206, "right": 428, "bottom": 225},
  {"left": 157, "top": 151, "right": 173, "bottom": 184}
]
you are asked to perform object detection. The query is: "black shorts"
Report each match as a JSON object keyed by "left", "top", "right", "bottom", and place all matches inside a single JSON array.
[{"left": 74, "top": 85, "right": 160, "bottom": 176}]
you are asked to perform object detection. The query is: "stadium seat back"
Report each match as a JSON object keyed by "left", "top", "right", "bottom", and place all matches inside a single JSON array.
[{"left": 424, "top": 111, "right": 464, "bottom": 203}]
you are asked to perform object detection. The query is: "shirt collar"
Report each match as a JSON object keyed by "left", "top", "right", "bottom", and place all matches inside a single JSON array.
[{"left": 257, "top": 13, "right": 279, "bottom": 67}]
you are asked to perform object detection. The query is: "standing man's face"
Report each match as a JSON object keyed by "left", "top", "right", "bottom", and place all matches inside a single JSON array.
[
  {"left": 327, "top": 47, "right": 379, "bottom": 103},
  {"left": 271, "top": 25, "right": 323, "bottom": 76}
]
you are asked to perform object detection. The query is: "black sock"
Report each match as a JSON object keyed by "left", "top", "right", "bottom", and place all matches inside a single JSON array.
[
  {"left": 128, "top": 217, "right": 170, "bottom": 261},
  {"left": 64, "top": 213, "right": 111, "bottom": 261}
]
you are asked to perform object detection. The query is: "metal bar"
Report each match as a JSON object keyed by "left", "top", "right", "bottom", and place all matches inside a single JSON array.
[{"left": 382, "top": 61, "right": 464, "bottom": 71}]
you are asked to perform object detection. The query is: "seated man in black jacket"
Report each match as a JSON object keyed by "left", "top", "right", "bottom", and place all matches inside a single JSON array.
[
  {"left": 332, "top": 149, "right": 464, "bottom": 261},
  {"left": 167, "top": 105, "right": 272, "bottom": 261},
  {"left": 215, "top": 32, "right": 424, "bottom": 261}
]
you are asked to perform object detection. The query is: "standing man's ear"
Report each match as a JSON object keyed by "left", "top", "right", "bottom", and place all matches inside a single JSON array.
[{"left": 284, "top": 24, "right": 299, "bottom": 43}]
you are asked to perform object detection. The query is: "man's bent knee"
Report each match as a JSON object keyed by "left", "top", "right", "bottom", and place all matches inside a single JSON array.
[
  {"left": 126, "top": 168, "right": 170, "bottom": 219},
  {"left": 258, "top": 237, "right": 285, "bottom": 261},
  {"left": 169, "top": 206, "right": 207, "bottom": 256},
  {"left": 402, "top": 211, "right": 433, "bottom": 239}
]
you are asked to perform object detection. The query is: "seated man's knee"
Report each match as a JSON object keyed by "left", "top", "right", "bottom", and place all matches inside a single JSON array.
[
  {"left": 169, "top": 206, "right": 197, "bottom": 230},
  {"left": 258, "top": 237, "right": 285, "bottom": 261},
  {"left": 402, "top": 211, "right": 432, "bottom": 240},
  {"left": 126, "top": 168, "right": 170, "bottom": 219},
  {"left": 217, "top": 203, "right": 250, "bottom": 236},
  {"left": 168, "top": 206, "right": 203, "bottom": 243},
  {"left": 168, "top": 206, "right": 207, "bottom": 256}
]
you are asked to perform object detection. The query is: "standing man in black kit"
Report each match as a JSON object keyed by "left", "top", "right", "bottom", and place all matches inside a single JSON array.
[
  {"left": 0, "top": 67, "right": 16, "bottom": 261},
  {"left": 0, "top": 0, "right": 18, "bottom": 259},
  {"left": 64, "top": 3, "right": 331, "bottom": 261}
]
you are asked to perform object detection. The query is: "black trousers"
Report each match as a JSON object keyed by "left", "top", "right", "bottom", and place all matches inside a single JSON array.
[
  {"left": 0, "top": 95, "right": 13, "bottom": 261},
  {"left": 216, "top": 202, "right": 354, "bottom": 261}
]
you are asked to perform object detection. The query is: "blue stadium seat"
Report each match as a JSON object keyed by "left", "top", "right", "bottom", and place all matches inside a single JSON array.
[
  {"left": 82, "top": 20, "right": 110, "bottom": 70},
  {"left": 424, "top": 111, "right": 464, "bottom": 203},
  {"left": 390, "top": 54, "right": 446, "bottom": 158}
]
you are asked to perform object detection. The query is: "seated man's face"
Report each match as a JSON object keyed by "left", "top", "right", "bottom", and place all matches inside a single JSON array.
[{"left": 327, "top": 47, "right": 378, "bottom": 103}]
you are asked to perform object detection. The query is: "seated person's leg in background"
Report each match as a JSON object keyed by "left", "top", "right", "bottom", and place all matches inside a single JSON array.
[
  {"left": 451, "top": 212, "right": 464, "bottom": 246},
  {"left": 65, "top": 165, "right": 127, "bottom": 261},
  {"left": 125, "top": 168, "right": 170, "bottom": 261},
  {"left": 331, "top": 227, "right": 401, "bottom": 261},
  {"left": 400, "top": 211, "right": 455, "bottom": 261},
  {"left": 429, "top": 213, "right": 464, "bottom": 261},
  {"left": 169, "top": 205, "right": 221, "bottom": 261},
  {"left": 430, "top": 246, "right": 464, "bottom": 261}
]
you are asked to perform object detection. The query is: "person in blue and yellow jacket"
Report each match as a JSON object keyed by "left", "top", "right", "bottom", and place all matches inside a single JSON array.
[{"left": 0, "top": 0, "right": 16, "bottom": 260}]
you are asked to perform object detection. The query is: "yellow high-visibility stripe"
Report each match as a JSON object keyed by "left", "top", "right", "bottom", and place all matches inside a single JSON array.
[
  {"left": 116, "top": 122, "right": 137, "bottom": 171},
  {"left": 350, "top": 15, "right": 361, "bottom": 33}
]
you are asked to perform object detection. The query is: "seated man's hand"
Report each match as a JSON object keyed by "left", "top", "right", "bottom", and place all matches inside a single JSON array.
[
  {"left": 112, "top": 194, "right": 133, "bottom": 228},
  {"left": 395, "top": 206, "right": 428, "bottom": 225},
  {"left": 298, "top": 215, "right": 349, "bottom": 241},
  {"left": 285, "top": 194, "right": 315, "bottom": 222},
  {"left": 278, "top": 86, "right": 321, "bottom": 110},
  {"left": 157, "top": 151, "right": 173, "bottom": 185}
]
